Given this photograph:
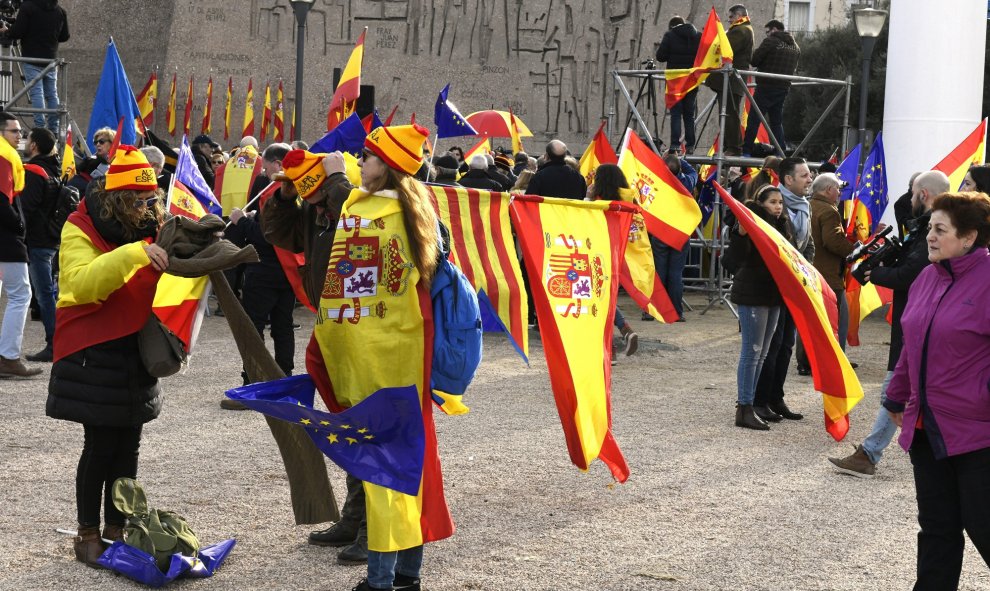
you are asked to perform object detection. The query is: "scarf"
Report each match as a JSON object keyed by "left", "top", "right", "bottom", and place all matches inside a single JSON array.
[{"left": 780, "top": 184, "right": 810, "bottom": 250}]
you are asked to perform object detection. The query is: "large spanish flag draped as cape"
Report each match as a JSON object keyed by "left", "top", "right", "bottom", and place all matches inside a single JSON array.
[
  {"left": 510, "top": 195, "right": 632, "bottom": 483},
  {"left": 214, "top": 145, "right": 262, "bottom": 216},
  {"left": 429, "top": 185, "right": 528, "bottom": 360},
  {"left": 306, "top": 188, "right": 453, "bottom": 552},
  {"left": 717, "top": 183, "right": 864, "bottom": 440}
]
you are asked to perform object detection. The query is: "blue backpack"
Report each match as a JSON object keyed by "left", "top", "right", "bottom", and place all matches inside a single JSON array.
[{"left": 430, "top": 251, "right": 483, "bottom": 414}]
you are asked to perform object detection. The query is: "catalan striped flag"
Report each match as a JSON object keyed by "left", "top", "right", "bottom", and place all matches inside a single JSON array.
[
  {"left": 326, "top": 27, "right": 367, "bottom": 132},
  {"left": 664, "top": 7, "right": 733, "bottom": 108},
  {"left": 166, "top": 72, "right": 177, "bottom": 136},
  {"left": 933, "top": 118, "right": 987, "bottom": 190},
  {"left": 223, "top": 77, "right": 232, "bottom": 141},
  {"left": 201, "top": 76, "right": 213, "bottom": 135},
  {"left": 273, "top": 80, "right": 285, "bottom": 142},
  {"left": 135, "top": 70, "right": 157, "bottom": 127},
  {"left": 617, "top": 129, "right": 701, "bottom": 249},
  {"left": 429, "top": 185, "right": 528, "bottom": 361},
  {"left": 242, "top": 78, "right": 255, "bottom": 138},
  {"left": 260, "top": 80, "right": 272, "bottom": 143},
  {"left": 510, "top": 195, "right": 632, "bottom": 483},
  {"left": 577, "top": 121, "right": 618, "bottom": 186},
  {"left": 717, "top": 182, "right": 863, "bottom": 440},
  {"left": 182, "top": 75, "right": 194, "bottom": 136}
]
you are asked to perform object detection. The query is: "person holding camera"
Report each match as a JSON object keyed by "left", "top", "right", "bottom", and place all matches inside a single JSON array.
[
  {"left": 1, "top": 0, "right": 70, "bottom": 135},
  {"left": 881, "top": 190, "right": 990, "bottom": 588},
  {"left": 828, "top": 170, "right": 949, "bottom": 478}
]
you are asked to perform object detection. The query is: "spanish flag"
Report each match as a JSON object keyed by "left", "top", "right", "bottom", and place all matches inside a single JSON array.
[
  {"left": 166, "top": 72, "right": 177, "bottom": 136},
  {"left": 462, "top": 137, "right": 490, "bottom": 163},
  {"left": 273, "top": 80, "right": 285, "bottom": 142},
  {"left": 717, "top": 183, "right": 863, "bottom": 440},
  {"left": 242, "top": 78, "right": 255, "bottom": 139},
  {"left": 213, "top": 144, "right": 262, "bottom": 217},
  {"left": 168, "top": 179, "right": 209, "bottom": 221},
  {"left": 61, "top": 129, "right": 76, "bottom": 181},
  {"left": 510, "top": 194, "right": 632, "bottom": 483},
  {"left": 223, "top": 77, "right": 233, "bottom": 141},
  {"left": 664, "top": 7, "right": 733, "bottom": 108},
  {"left": 201, "top": 76, "right": 213, "bottom": 135},
  {"left": 509, "top": 108, "right": 524, "bottom": 154},
  {"left": 933, "top": 118, "right": 987, "bottom": 190},
  {"left": 617, "top": 129, "right": 702, "bottom": 249},
  {"left": 613, "top": 188, "right": 678, "bottom": 323},
  {"left": 153, "top": 272, "right": 210, "bottom": 352},
  {"left": 182, "top": 75, "right": 194, "bottom": 136},
  {"left": 136, "top": 70, "right": 157, "bottom": 127},
  {"left": 430, "top": 185, "right": 528, "bottom": 360},
  {"left": 326, "top": 27, "right": 367, "bottom": 132},
  {"left": 289, "top": 104, "right": 296, "bottom": 142},
  {"left": 260, "top": 80, "right": 272, "bottom": 142},
  {"left": 0, "top": 133, "right": 24, "bottom": 198},
  {"left": 578, "top": 120, "right": 618, "bottom": 186}
]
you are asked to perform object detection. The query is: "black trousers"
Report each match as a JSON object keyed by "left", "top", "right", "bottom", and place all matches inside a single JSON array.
[
  {"left": 909, "top": 431, "right": 990, "bottom": 590},
  {"left": 340, "top": 474, "right": 368, "bottom": 538},
  {"left": 242, "top": 279, "right": 296, "bottom": 377},
  {"left": 77, "top": 424, "right": 142, "bottom": 527},
  {"left": 754, "top": 307, "right": 795, "bottom": 407}
]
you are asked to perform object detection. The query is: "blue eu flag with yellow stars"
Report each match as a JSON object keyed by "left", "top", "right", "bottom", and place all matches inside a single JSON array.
[
  {"left": 854, "top": 134, "right": 887, "bottom": 232},
  {"left": 834, "top": 144, "right": 861, "bottom": 202},
  {"left": 226, "top": 375, "right": 425, "bottom": 496},
  {"left": 434, "top": 84, "right": 478, "bottom": 139},
  {"left": 311, "top": 112, "right": 370, "bottom": 158}
]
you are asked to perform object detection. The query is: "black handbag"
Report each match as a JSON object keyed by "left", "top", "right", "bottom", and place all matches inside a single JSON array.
[{"left": 137, "top": 315, "right": 187, "bottom": 378}]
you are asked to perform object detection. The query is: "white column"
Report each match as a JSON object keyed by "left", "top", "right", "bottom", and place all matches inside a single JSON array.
[{"left": 880, "top": 0, "right": 986, "bottom": 227}]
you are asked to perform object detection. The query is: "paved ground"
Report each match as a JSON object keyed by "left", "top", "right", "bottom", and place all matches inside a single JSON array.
[{"left": 2, "top": 292, "right": 989, "bottom": 591}]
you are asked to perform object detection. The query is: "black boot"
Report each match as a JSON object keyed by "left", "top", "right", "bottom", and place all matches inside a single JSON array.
[
  {"left": 753, "top": 405, "right": 783, "bottom": 423},
  {"left": 769, "top": 400, "right": 803, "bottom": 420},
  {"left": 735, "top": 404, "right": 770, "bottom": 430},
  {"left": 308, "top": 521, "right": 357, "bottom": 547}
]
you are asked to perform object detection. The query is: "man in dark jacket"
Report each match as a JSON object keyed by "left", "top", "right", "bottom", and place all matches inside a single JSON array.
[
  {"left": 656, "top": 16, "right": 701, "bottom": 153},
  {"left": 828, "top": 171, "right": 948, "bottom": 478},
  {"left": 705, "top": 4, "right": 754, "bottom": 155},
  {"left": 191, "top": 135, "right": 217, "bottom": 189},
  {"left": 2, "top": 0, "right": 69, "bottom": 134},
  {"left": 458, "top": 154, "right": 503, "bottom": 191},
  {"left": 527, "top": 140, "right": 586, "bottom": 199},
  {"left": 430, "top": 154, "right": 460, "bottom": 186},
  {"left": 20, "top": 127, "right": 60, "bottom": 361},
  {"left": 743, "top": 19, "right": 800, "bottom": 155},
  {"left": 0, "top": 113, "right": 43, "bottom": 378}
]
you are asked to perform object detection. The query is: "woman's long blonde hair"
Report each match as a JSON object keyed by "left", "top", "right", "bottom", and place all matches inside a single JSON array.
[
  {"left": 92, "top": 177, "right": 166, "bottom": 241},
  {"left": 366, "top": 166, "right": 440, "bottom": 286}
]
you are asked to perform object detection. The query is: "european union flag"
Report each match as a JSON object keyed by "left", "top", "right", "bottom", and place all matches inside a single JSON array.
[
  {"left": 226, "top": 375, "right": 425, "bottom": 496},
  {"left": 834, "top": 144, "right": 861, "bottom": 202},
  {"left": 175, "top": 135, "right": 222, "bottom": 215},
  {"left": 87, "top": 38, "right": 142, "bottom": 154},
  {"left": 697, "top": 172, "right": 717, "bottom": 226},
  {"left": 855, "top": 134, "right": 887, "bottom": 233},
  {"left": 434, "top": 84, "right": 478, "bottom": 139},
  {"left": 310, "top": 112, "right": 367, "bottom": 157}
]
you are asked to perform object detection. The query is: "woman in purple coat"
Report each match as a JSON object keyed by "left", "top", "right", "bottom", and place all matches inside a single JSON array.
[{"left": 883, "top": 191, "right": 990, "bottom": 590}]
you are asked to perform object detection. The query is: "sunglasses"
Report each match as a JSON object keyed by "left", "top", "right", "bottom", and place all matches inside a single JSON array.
[
  {"left": 134, "top": 197, "right": 158, "bottom": 208},
  {"left": 94, "top": 138, "right": 110, "bottom": 145}
]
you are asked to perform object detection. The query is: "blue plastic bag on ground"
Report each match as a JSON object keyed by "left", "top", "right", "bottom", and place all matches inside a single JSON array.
[{"left": 97, "top": 538, "right": 236, "bottom": 588}]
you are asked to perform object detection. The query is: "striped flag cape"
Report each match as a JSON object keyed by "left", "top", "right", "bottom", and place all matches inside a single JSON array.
[
  {"left": 429, "top": 185, "right": 528, "bottom": 361},
  {"left": 717, "top": 182, "right": 863, "bottom": 440},
  {"left": 664, "top": 7, "right": 733, "bottom": 108},
  {"left": 932, "top": 118, "right": 986, "bottom": 190},
  {"left": 510, "top": 194, "right": 632, "bottom": 483}
]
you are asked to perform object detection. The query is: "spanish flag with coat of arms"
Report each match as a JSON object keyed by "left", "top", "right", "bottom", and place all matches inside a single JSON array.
[
  {"left": 717, "top": 183, "right": 863, "bottom": 440},
  {"left": 510, "top": 194, "right": 632, "bottom": 483}
]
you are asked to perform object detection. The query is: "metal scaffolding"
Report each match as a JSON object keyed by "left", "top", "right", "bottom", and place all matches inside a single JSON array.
[
  {"left": 608, "top": 66, "right": 853, "bottom": 317},
  {"left": 0, "top": 47, "right": 70, "bottom": 142}
]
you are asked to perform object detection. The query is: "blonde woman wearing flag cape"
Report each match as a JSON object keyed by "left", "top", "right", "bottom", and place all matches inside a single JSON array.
[{"left": 270, "top": 125, "right": 453, "bottom": 591}]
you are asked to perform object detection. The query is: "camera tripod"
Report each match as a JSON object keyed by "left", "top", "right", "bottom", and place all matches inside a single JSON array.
[
  {"left": 621, "top": 60, "right": 665, "bottom": 151},
  {"left": 0, "top": 38, "right": 22, "bottom": 107}
]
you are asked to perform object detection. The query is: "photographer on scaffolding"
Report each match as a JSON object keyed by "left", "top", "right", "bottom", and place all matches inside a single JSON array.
[{"left": 0, "top": 0, "right": 70, "bottom": 135}]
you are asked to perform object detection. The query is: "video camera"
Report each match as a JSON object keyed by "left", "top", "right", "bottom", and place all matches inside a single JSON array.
[
  {"left": 641, "top": 58, "right": 657, "bottom": 70},
  {"left": 846, "top": 225, "right": 902, "bottom": 285},
  {"left": 0, "top": 0, "right": 20, "bottom": 46}
]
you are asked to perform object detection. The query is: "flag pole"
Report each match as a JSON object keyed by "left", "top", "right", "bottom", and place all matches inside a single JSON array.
[{"left": 223, "top": 182, "right": 276, "bottom": 230}]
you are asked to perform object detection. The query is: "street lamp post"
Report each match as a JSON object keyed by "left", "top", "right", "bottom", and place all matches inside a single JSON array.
[
  {"left": 291, "top": 0, "right": 315, "bottom": 142},
  {"left": 853, "top": 6, "right": 888, "bottom": 166}
]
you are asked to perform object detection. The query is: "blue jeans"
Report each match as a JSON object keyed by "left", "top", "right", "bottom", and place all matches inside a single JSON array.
[
  {"left": 650, "top": 236, "right": 688, "bottom": 317},
  {"left": 669, "top": 88, "right": 697, "bottom": 151},
  {"left": 613, "top": 305, "right": 625, "bottom": 329},
  {"left": 367, "top": 546, "right": 423, "bottom": 589},
  {"left": 862, "top": 370, "right": 898, "bottom": 465},
  {"left": 22, "top": 63, "right": 60, "bottom": 133},
  {"left": 28, "top": 247, "right": 57, "bottom": 344},
  {"left": 736, "top": 305, "right": 780, "bottom": 405},
  {"left": 0, "top": 262, "right": 31, "bottom": 359},
  {"left": 743, "top": 86, "right": 788, "bottom": 154}
]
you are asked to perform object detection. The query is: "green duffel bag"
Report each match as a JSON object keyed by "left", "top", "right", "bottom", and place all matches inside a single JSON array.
[{"left": 112, "top": 477, "right": 201, "bottom": 572}]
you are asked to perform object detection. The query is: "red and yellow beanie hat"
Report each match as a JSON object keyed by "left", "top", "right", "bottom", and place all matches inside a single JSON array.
[
  {"left": 364, "top": 123, "right": 429, "bottom": 176},
  {"left": 274, "top": 149, "right": 327, "bottom": 199},
  {"left": 105, "top": 145, "right": 157, "bottom": 191}
]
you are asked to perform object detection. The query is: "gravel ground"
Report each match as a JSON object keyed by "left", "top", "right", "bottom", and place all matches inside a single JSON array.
[{"left": 2, "top": 293, "right": 989, "bottom": 591}]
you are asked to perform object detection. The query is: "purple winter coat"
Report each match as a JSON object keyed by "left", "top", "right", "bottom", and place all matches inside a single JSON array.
[{"left": 883, "top": 247, "right": 990, "bottom": 459}]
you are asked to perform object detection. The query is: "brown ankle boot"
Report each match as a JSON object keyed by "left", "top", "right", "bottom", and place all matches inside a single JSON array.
[
  {"left": 102, "top": 524, "right": 124, "bottom": 543},
  {"left": 73, "top": 525, "right": 106, "bottom": 568}
]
